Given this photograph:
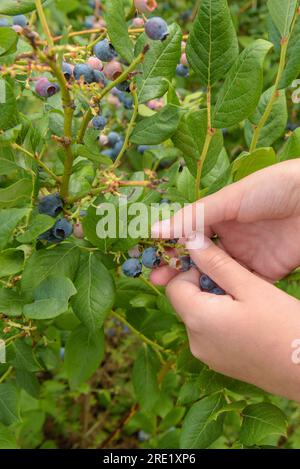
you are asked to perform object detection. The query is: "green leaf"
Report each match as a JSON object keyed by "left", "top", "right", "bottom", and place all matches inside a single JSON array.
[
  {"left": 0, "top": 288, "right": 23, "bottom": 316},
  {"left": 244, "top": 87, "right": 287, "bottom": 147},
  {"left": 279, "top": 19, "right": 300, "bottom": 88},
  {"left": 130, "top": 105, "right": 181, "bottom": 145},
  {"left": 64, "top": 325, "right": 105, "bottom": 389},
  {"left": 21, "top": 244, "right": 80, "bottom": 300},
  {"left": 0, "top": 79, "right": 19, "bottom": 131},
  {"left": 12, "top": 340, "right": 41, "bottom": 372},
  {"left": 105, "top": 0, "right": 133, "bottom": 63},
  {"left": 0, "top": 208, "right": 28, "bottom": 250},
  {"left": 136, "top": 23, "right": 182, "bottom": 103},
  {"left": 0, "top": 0, "right": 47, "bottom": 15},
  {"left": 267, "top": 0, "right": 298, "bottom": 38},
  {"left": 172, "top": 110, "right": 223, "bottom": 177},
  {"left": 15, "top": 369, "right": 40, "bottom": 398},
  {"left": 132, "top": 344, "right": 160, "bottom": 413},
  {"left": 0, "top": 422, "right": 18, "bottom": 448},
  {"left": 0, "top": 179, "right": 33, "bottom": 208},
  {"left": 71, "top": 252, "right": 115, "bottom": 333},
  {"left": 17, "top": 214, "right": 55, "bottom": 244},
  {"left": 240, "top": 403, "right": 288, "bottom": 446},
  {"left": 0, "top": 383, "right": 20, "bottom": 426},
  {"left": 0, "top": 249, "right": 24, "bottom": 278},
  {"left": 232, "top": 148, "right": 277, "bottom": 181},
  {"left": 180, "top": 393, "right": 226, "bottom": 449},
  {"left": 279, "top": 127, "right": 300, "bottom": 160},
  {"left": 0, "top": 28, "right": 18, "bottom": 57},
  {"left": 213, "top": 40, "right": 273, "bottom": 128},
  {"left": 23, "top": 275, "right": 77, "bottom": 320},
  {"left": 186, "top": 0, "right": 238, "bottom": 86}
]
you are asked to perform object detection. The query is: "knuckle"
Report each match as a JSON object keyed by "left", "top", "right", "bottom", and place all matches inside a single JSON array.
[{"left": 206, "top": 251, "right": 231, "bottom": 275}]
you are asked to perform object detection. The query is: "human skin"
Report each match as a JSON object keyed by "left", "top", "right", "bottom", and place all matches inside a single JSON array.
[{"left": 151, "top": 161, "right": 300, "bottom": 402}]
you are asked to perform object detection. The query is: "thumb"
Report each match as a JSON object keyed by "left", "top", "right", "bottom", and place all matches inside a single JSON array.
[{"left": 187, "top": 234, "right": 257, "bottom": 299}]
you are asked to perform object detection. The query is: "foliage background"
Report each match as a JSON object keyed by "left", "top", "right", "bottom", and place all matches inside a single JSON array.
[{"left": 0, "top": 0, "right": 300, "bottom": 449}]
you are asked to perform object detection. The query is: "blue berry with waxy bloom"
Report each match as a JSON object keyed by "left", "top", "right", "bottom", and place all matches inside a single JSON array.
[
  {"left": 62, "top": 62, "right": 73, "bottom": 80},
  {"left": 92, "top": 69, "right": 105, "bottom": 85},
  {"left": 142, "top": 247, "right": 161, "bottom": 268},
  {"left": 35, "top": 77, "right": 60, "bottom": 98},
  {"left": 38, "top": 194, "right": 63, "bottom": 218},
  {"left": 93, "top": 39, "right": 117, "bottom": 62},
  {"left": 84, "top": 15, "right": 94, "bottom": 29},
  {"left": 179, "top": 255, "right": 191, "bottom": 272},
  {"left": 112, "top": 139, "right": 124, "bottom": 156},
  {"left": 91, "top": 115, "right": 107, "bottom": 130},
  {"left": 13, "top": 15, "right": 27, "bottom": 27},
  {"left": 199, "top": 274, "right": 225, "bottom": 295},
  {"left": 73, "top": 63, "right": 94, "bottom": 83},
  {"left": 101, "top": 149, "right": 115, "bottom": 159},
  {"left": 0, "top": 18, "right": 9, "bottom": 27},
  {"left": 145, "top": 17, "right": 169, "bottom": 41},
  {"left": 137, "top": 145, "right": 152, "bottom": 154},
  {"left": 52, "top": 218, "right": 73, "bottom": 241},
  {"left": 176, "top": 64, "right": 189, "bottom": 77},
  {"left": 116, "top": 81, "right": 131, "bottom": 93},
  {"left": 122, "top": 258, "right": 143, "bottom": 278},
  {"left": 107, "top": 131, "right": 121, "bottom": 147}
]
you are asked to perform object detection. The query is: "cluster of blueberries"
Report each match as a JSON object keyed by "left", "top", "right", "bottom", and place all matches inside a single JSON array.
[
  {"left": 0, "top": 14, "right": 28, "bottom": 28},
  {"left": 37, "top": 194, "right": 73, "bottom": 243},
  {"left": 122, "top": 244, "right": 226, "bottom": 296}
]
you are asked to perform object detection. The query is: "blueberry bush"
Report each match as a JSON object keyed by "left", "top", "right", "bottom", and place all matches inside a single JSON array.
[{"left": 0, "top": 0, "right": 300, "bottom": 450}]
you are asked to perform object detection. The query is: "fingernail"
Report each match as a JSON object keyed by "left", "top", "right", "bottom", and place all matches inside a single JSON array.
[
  {"left": 186, "top": 233, "right": 212, "bottom": 250},
  {"left": 151, "top": 218, "right": 171, "bottom": 238}
]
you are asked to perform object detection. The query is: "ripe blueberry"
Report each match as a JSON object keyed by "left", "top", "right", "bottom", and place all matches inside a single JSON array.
[
  {"left": 145, "top": 17, "right": 169, "bottom": 41},
  {"left": 0, "top": 18, "right": 9, "bottom": 27},
  {"left": 84, "top": 15, "right": 95, "bottom": 29},
  {"left": 101, "top": 149, "right": 115, "bottom": 159},
  {"left": 107, "top": 131, "right": 121, "bottom": 147},
  {"left": 176, "top": 64, "right": 189, "bottom": 77},
  {"left": 13, "top": 15, "right": 27, "bottom": 27},
  {"left": 52, "top": 218, "right": 73, "bottom": 241},
  {"left": 134, "top": 0, "right": 157, "bottom": 13},
  {"left": 137, "top": 145, "right": 153, "bottom": 154},
  {"left": 116, "top": 81, "right": 131, "bottom": 93},
  {"left": 91, "top": 115, "right": 107, "bottom": 130},
  {"left": 141, "top": 247, "right": 161, "bottom": 268},
  {"left": 179, "top": 255, "right": 191, "bottom": 272},
  {"left": 93, "top": 39, "right": 117, "bottom": 62},
  {"left": 74, "top": 63, "right": 94, "bottom": 83},
  {"left": 35, "top": 77, "right": 60, "bottom": 98},
  {"left": 92, "top": 70, "right": 106, "bottom": 85},
  {"left": 38, "top": 194, "right": 63, "bottom": 218},
  {"left": 62, "top": 62, "right": 74, "bottom": 81},
  {"left": 122, "top": 258, "right": 143, "bottom": 278},
  {"left": 199, "top": 274, "right": 225, "bottom": 295}
]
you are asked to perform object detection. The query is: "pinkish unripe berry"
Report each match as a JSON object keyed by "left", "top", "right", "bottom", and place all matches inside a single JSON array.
[
  {"left": 180, "top": 53, "right": 188, "bottom": 66},
  {"left": 99, "top": 134, "right": 109, "bottom": 146},
  {"left": 103, "top": 60, "right": 123, "bottom": 81},
  {"left": 12, "top": 25, "right": 23, "bottom": 34},
  {"left": 132, "top": 17, "right": 145, "bottom": 28},
  {"left": 35, "top": 77, "right": 60, "bottom": 98},
  {"left": 87, "top": 56, "right": 103, "bottom": 71},
  {"left": 134, "top": 0, "right": 157, "bottom": 14},
  {"left": 147, "top": 98, "right": 164, "bottom": 111},
  {"left": 107, "top": 94, "right": 121, "bottom": 108},
  {"left": 73, "top": 222, "right": 84, "bottom": 239}
]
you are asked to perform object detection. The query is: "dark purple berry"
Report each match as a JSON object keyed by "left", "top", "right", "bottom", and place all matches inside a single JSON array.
[
  {"left": 93, "top": 39, "right": 117, "bottom": 62},
  {"left": 122, "top": 258, "right": 143, "bottom": 277},
  {"left": 35, "top": 77, "right": 60, "bottom": 98},
  {"left": 176, "top": 64, "right": 189, "bottom": 77},
  {"left": 142, "top": 247, "right": 161, "bottom": 268},
  {"left": 38, "top": 194, "right": 63, "bottom": 218},
  {"left": 145, "top": 17, "right": 169, "bottom": 41}
]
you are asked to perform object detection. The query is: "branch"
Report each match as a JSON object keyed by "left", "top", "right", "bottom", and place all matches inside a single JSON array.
[{"left": 12, "top": 143, "right": 61, "bottom": 183}]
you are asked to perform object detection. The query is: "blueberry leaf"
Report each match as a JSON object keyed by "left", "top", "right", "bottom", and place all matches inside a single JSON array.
[
  {"left": 213, "top": 39, "right": 273, "bottom": 128},
  {"left": 0, "top": 79, "right": 20, "bottom": 131},
  {"left": 0, "top": 208, "right": 29, "bottom": 250},
  {"left": 267, "top": 0, "right": 298, "bottom": 38},
  {"left": 0, "top": 28, "right": 18, "bottom": 57},
  {"left": 135, "top": 23, "right": 182, "bottom": 103},
  {"left": 64, "top": 325, "right": 105, "bottom": 390},
  {"left": 132, "top": 344, "right": 160, "bottom": 413},
  {"left": 71, "top": 252, "right": 115, "bottom": 334},
  {"left": 0, "top": 287, "right": 24, "bottom": 317},
  {"left": 180, "top": 393, "right": 226, "bottom": 449},
  {"left": 105, "top": 0, "right": 134, "bottom": 63},
  {"left": 0, "top": 0, "right": 47, "bottom": 15},
  {"left": 240, "top": 403, "right": 287, "bottom": 446},
  {"left": 244, "top": 86, "right": 288, "bottom": 147},
  {"left": 232, "top": 147, "right": 276, "bottom": 181},
  {"left": 186, "top": 0, "right": 239, "bottom": 86},
  {"left": 0, "top": 383, "right": 21, "bottom": 426},
  {"left": 279, "top": 127, "right": 300, "bottom": 161},
  {"left": 16, "top": 214, "right": 55, "bottom": 244},
  {"left": 130, "top": 104, "right": 181, "bottom": 145},
  {"left": 23, "top": 276, "right": 77, "bottom": 320}
]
